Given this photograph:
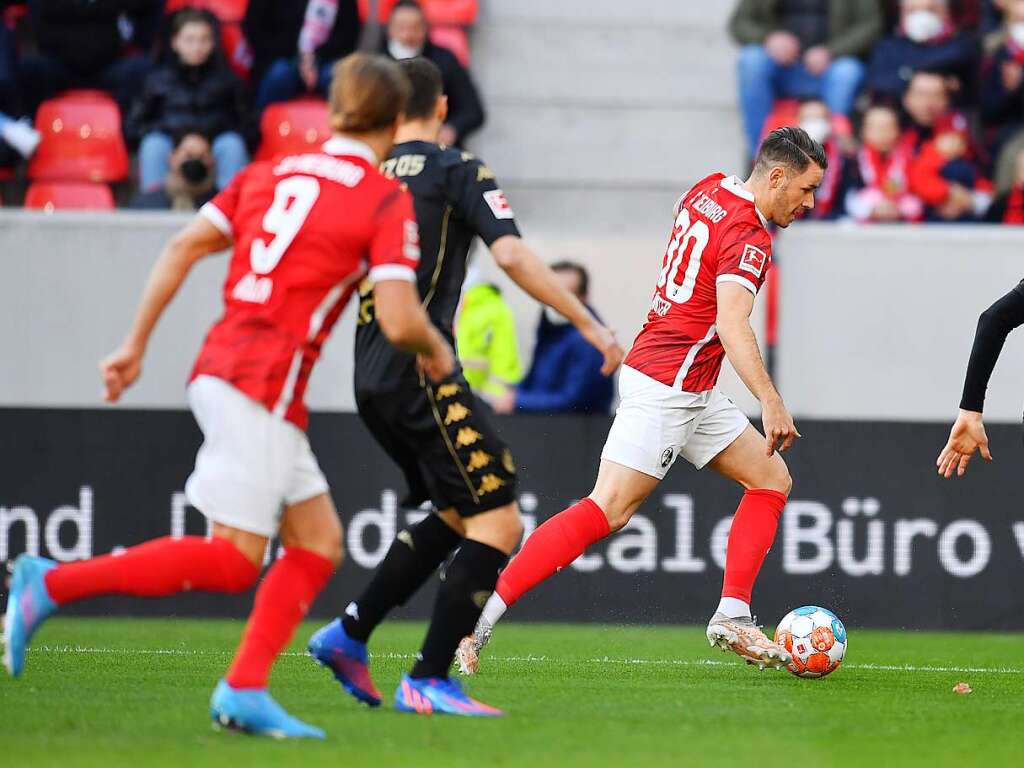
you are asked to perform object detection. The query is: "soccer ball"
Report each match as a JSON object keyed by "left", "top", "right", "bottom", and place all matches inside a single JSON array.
[{"left": 774, "top": 606, "right": 847, "bottom": 678}]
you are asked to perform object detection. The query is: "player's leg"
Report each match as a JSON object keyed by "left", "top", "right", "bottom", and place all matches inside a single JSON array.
[
  {"left": 2, "top": 524, "right": 262, "bottom": 678},
  {"left": 212, "top": 493, "right": 341, "bottom": 739},
  {"left": 395, "top": 501, "right": 521, "bottom": 716}
]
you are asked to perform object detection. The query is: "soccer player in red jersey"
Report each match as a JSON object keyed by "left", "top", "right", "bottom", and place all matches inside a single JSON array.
[
  {"left": 2, "top": 54, "right": 454, "bottom": 739},
  {"left": 458, "top": 127, "right": 827, "bottom": 674}
]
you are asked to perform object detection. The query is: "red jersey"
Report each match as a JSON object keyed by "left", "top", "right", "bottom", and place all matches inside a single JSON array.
[
  {"left": 191, "top": 137, "right": 420, "bottom": 430},
  {"left": 624, "top": 173, "right": 772, "bottom": 392}
]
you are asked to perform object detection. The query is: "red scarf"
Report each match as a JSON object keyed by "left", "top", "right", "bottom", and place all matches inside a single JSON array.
[{"left": 857, "top": 144, "right": 911, "bottom": 198}]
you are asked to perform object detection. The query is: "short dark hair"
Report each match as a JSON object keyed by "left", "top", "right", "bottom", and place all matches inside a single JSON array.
[
  {"left": 171, "top": 7, "right": 216, "bottom": 37},
  {"left": 399, "top": 58, "right": 443, "bottom": 121},
  {"left": 753, "top": 126, "right": 828, "bottom": 176},
  {"left": 551, "top": 261, "right": 589, "bottom": 298},
  {"left": 391, "top": 0, "right": 426, "bottom": 18}
]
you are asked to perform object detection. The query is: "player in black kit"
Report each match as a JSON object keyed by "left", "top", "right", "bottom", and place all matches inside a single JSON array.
[
  {"left": 308, "top": 57, "right": 623, "bottom": 716},
  {"left": 937, "top": 280, "right": 1024, "bottom": 478}
]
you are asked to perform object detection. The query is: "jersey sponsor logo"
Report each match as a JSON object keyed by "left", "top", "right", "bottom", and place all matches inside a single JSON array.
[
  {"left": 231, "top": 272, "right": 274, "bottom": 304},
  {"left": 403, "top": 219, "right": 421, "bottom": 263},
  {"left": 739, "top": 243, "right": 768, "bottom": 278},
  {"left": 483, "top": 189, "right": 515, "bottom": 220}
]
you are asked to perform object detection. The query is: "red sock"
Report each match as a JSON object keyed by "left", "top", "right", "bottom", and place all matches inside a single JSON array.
[
  {"left": 225, "top": 547, "right": 335, "bottom": 690},
  {"left": 43, "top": 536, "right": 259, "bottom": 605},
  {"left": 721, "top": 489, "right": 787, "bottom": 603},
  {"left": 495, "top": 498, "right": 610, "bottom": 607}
]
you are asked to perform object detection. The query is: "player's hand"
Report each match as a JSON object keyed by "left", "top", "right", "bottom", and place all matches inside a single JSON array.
[
  {"left": 937, "top": 409, "right": 992, "bottom": 479},
  {"left": 581, "top": 322, "right": 624, "bottom": 376},
  {"left": 99, "top": 343, "right": 143, "bottom": 403},
  {"left": 419, "top": 337, "right": 455, "bottom": 383},
  {"left": 762, "top": 397, "right": 800, "bottom": 455}
]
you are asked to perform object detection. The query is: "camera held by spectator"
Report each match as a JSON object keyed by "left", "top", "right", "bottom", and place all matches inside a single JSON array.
[{"left": 161, "top": 133, "right": 216, "bottom": 211}]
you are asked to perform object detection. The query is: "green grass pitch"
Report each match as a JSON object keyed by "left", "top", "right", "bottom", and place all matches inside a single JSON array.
[{"left": 1, "top": 619, "right": 1022, "bottom": 767}]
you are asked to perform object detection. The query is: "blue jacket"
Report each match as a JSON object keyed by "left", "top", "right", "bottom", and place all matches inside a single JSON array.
[
  {"left": 515, "top": 307, "right": 615, "bottom": 415},
  {"left": 866, "top": 32, "right": 977, "bottom": 99}
]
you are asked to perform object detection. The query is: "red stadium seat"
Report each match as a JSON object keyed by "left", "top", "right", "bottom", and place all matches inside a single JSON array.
[
  {"left": 165, "top": 0, "right": 248, "bottom": 23},
  {"left": 430, "top": 25, "right": 469, "bottom": 66},
  {"left": 256, "top": 99, "right": 330, "bottom": 161},
  {"left": 25, "top": 181, "right": 115, "bottom": 212},
  {"left": 28, "top": 91, "right": 129, "bottom": 183},
  {"left": 359, "top": 0, "right": 477, "bottom": 26}
]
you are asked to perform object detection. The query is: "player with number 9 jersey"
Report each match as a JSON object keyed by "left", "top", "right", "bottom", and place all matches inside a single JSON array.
[{"left": 624, "top": 172, "right": 773, "bottom": 393}]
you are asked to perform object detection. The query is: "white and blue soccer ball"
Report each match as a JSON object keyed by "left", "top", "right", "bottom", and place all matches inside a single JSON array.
[{"left": 774, "top": 605, "right": 847, "bottom": 678}]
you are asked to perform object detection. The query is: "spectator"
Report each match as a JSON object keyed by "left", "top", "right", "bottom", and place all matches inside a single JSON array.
[
  {"left": 985, "top": 142, "right": 1024, "bottom": 221},
  {"left": 867, "top": 0, "right": 977, "bottom": 101},
  {"left": 730, "top": 0, "right": 882, "bottom": 159},
  {"left": 901, "top": 70, "right": 993, "bottom": 220},
  {"left": 844, "top": 103, "right": 924, "bottom": 221},
  {"left": 981, "top": 0, "right": 1024, "bottom": 191},
  {"left": 456, "top": 281, "right": 523, "bottom": 402},
  {"left": 493, "top": 262, "right": 614, "bottom": 416},
  {"left": 18, "top": 0, "right": 160, "bottom": 117},
  {"left": 382, "top": 0, "right": 484, "bottom": 146},
  {"left": 130, "top": 132, "right": 215, "bottom": 210},
  {"left": 127, "top": 9, "right": 248, "bottom": 197},
  {"left": 244, "top": 0, "right": 361, "bottom": 112},
  {"left": 794, "top": 98, "right": 849, "bottom": 219},
  {"left": 0, "top": 18, "right": 39, "bottom": 167}
]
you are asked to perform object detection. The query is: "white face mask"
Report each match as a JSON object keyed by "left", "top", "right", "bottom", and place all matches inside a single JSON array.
[
  {"left": 1009, "top": 22, "right": 1024, "bottom": 48},
  {"left": 387, "top": 39, "right": 422, "bottom": 60},
  {"left": 800, "top": 117, "right": 831, "bottom": 145},
  {"left": 543, "top": 306, "right": 571, "bottom": 326},
  {"left": 904, "top": 10, "right": 944, "bottom": 43}
]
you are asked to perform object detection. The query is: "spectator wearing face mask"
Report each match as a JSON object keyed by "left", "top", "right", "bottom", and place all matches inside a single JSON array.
[
  {"left": 900, "top": 70, "right": 993, "bottom": 221},
  {"left": 491, "top": 262, "right": 614, "bottom": 416},
  {"left": 729, "top": 0, "right": 882, "bottom": 160},
  {"left": 867, "top": 0, "right": 978, "bottom": 100},
  {"left": 382, "top": 0, "right": 484, "bottom": 146},
  {"left": 844, "top": 103, "right": 924, "bottom": 222},
  {"left": 794, "top": 97, "right": 850, "bottom": 220},
  {"left": 127, "top": 9, "right": 248, "bottom": 203},
  {"left": 247, "top": 0, "right": 362, "bottom": 112},
  {"left": 982, "top": 0, "right": 1024, "bottom": 191}
]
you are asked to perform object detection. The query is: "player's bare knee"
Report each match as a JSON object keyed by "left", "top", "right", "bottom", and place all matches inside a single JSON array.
[{"left": 765, "top": 457, "right": 792, "bottom": 496}]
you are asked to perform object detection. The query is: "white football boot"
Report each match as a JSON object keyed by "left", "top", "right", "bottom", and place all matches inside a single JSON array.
[{"left": 706, "top": 612, "right": 791, "bottom": 670}]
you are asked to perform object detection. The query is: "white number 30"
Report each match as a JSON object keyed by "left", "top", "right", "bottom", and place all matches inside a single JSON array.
[
  {"left": 250, "top": 176, "right": 321, "bottom": 274},
  {"left": 657, "top": 207, "right": 710, "bottom": 305}
]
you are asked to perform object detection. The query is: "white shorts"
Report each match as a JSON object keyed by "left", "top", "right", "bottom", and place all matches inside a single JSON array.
[
  {"left": 185, "top": 375, "right": 329, "bottom": 537},
  {"left": 600, "top": 365, "right": 750, "bottom": 479}
]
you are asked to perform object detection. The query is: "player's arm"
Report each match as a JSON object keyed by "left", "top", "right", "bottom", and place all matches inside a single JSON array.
[
  {"left": 373, "top": 279, "right": 454, "bottom": 382},
  {"left": 716, "top": 281, "right": 799, "bottom": 455},
  {"left": 100, "top": 216, "right": 230, "bottom": 403},
  {"left": 489, "top": 235, "right": 623, "bottom": 376},
  {"left": 937, "top": 281, "right": 1024, "bottom": 477}
]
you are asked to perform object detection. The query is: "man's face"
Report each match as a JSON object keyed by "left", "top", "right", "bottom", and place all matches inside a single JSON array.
[
  {"left": 553, "top": 268, "right": 584, "bottom": 299},
  {"left": 172, "top": 21, "right": 215, "bottom": 68},
  {"left": 388, "top": 8, "right": 428, "bottom": 52},
  {"left": 903, "top": 74, "right": 948, "bottom": 126},
  {"left": 767, "top": 164, "right": 824, "bottom": 227}
]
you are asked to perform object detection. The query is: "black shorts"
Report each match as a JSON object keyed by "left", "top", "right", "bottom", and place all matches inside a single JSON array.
[{"left": 356, "top": 370, "right": 518, "bottom": 517}]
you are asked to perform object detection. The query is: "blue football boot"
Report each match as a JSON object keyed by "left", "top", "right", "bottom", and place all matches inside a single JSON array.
[
  {"left": 3, "top": 555, "right": 58, "bottom": 677},
  {"left": 308, "top": 618, "right": 382, "bottom": 707},
  {"left": 209, "top": 680, "right": 326, "bottom": 740},
  {"left": 394, "top": 673, "right": 503, "bottom": 717}
]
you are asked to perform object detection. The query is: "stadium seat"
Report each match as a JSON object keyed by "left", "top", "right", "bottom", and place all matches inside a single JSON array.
[
  {"left": 164, "top": 0, "right": 248, "bottom": 23},
  {"left": 359, "top": 0, "right": 478, "bottom": 25},
  {"left": 430, "top": 25, "right": 470, "bottom": 66},
  {"left": 25, "top": 181, "right": 115, "bottom": 212},
  {"left": 256, "top": 99, "right": 330, "bottom": 161},
  {"left": 28, "top": 91, "right": 129, "bottom": 183}
]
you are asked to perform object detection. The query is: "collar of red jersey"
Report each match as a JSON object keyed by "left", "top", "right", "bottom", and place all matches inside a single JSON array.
[
  {"left": 720, "top": 174, "right": 769, "bottom": 228},
  {"left": 322, "top": 136, "right": 378, "bottom": 165}
]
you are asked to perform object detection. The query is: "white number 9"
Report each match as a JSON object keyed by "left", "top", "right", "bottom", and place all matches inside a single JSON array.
[{"left": 250, "top": 176, "right": 321, "bottom": 275}]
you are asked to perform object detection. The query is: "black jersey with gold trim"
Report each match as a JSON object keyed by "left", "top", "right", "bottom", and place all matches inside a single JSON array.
[{"left": 354, "top": 140, "right": 521, "bottom": 395}]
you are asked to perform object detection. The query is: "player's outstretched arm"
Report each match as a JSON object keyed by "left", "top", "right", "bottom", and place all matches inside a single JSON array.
[
  {"left": 100, "top": 216, "right": 231, "bottom": 403},
  {"left": 716, "top": 282, "right": 799, "bottom": 456},
  {"left": 374, "top": 279, "right": 454, "bottom": 383},
  {"left": 488, "top": 235, "right": 623, "bottom": 375}
]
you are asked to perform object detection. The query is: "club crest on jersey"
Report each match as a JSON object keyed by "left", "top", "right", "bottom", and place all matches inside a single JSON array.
[
  {"left": 483, "top": 189, "right": 515, "bottom": 220},
  {"left": 739, "top": 243, "right": 768, "bottom": 278}
]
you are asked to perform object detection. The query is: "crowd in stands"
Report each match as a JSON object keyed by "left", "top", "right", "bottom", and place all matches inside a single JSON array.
[
  {"left": 731, "top": 0, "right": 1024, "bottom": 224},
  {"left": 0, "top": 0, "right": 485, "bottom": 210}
]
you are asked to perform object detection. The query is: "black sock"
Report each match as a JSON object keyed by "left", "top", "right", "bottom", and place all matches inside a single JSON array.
[
  {"left": 410, "top": 540, "right": 508, "bottom": 679},
  {"left": 342, "top": 513, "right": 461, "bottom": 643}
]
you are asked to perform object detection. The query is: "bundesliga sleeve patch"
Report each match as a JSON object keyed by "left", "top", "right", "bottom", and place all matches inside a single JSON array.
[
  {"left": 739, "top": 243, "right": 768, "bottom": 278},
  {"left": 483, "top": 189, "right": 515, "bottom": 220}
]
